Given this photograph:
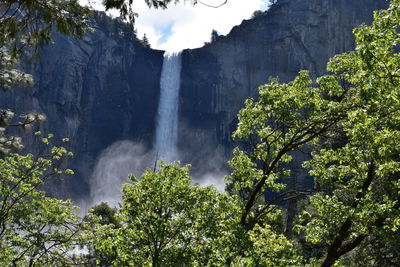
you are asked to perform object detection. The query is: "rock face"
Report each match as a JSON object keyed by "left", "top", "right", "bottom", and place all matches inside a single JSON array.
[
  {"left": 0, "top": 0, "right": 388, "bottom": 199},
  {"left": 1, "top": 13, "right": 164, "bottom": 198},
  {"left": 180, "top": 0, "right": 387, "bottom": 153}
]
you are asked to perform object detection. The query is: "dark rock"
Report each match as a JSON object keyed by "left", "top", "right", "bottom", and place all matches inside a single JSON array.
[{"left": 1, "top": 13, "right": 164, "bottom": 198}]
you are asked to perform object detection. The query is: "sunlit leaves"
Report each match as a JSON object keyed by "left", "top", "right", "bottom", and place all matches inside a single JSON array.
[
  {"left": 292, "top": 1, "right": 400, "bottom": 265},
  {"left": 92, "top": 162, "right": 240, "bottom": 266},
  {"left": 228, "top": 67, "right": 350, "bottom": 232},
  {"left": 226, "top": 1, "right": 400, "bottom": 266},
  {"left": 0, "top": 137, "right": 82, "bottom": 266}
]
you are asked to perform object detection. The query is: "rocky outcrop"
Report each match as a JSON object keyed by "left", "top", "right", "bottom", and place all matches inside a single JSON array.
[
  {"left": 180, "top": 0, "right": 387, "bottom": 150},
  {"left": 0, "top": 13, "right": 164, "bottom": 198},
  {"left": 0, "top": 0, "right": 388, "bottom": 199}
]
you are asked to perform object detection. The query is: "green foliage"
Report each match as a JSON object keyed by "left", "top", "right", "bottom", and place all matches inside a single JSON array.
[
  {"left": 91, "top": 202, "right": 121, "bottom": 227},
  {"left": 225, "top": 1, "right": 400, "bottom": 266},
  {"left": 81, "top": 202, "right": 121, "bottom": 266},
  {"left": 226, "top": 69, "right": 347, "bottom": 235},
  {"left": 0, "top": 135, "right": 83, "bottom": 266},
  {"left": 89, "top": 162, "right": 302, "bottom": 266},
  {"left": 293, "top": 1, "right": 400, "bottom": 265},
  {"left": 91, "top": 162, "right": 233, "bottom": 265}
]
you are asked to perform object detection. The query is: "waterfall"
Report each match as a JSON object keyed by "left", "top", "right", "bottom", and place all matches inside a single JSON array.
[{"left": 154, "top": 51, "right": 182, "bottom": 162}]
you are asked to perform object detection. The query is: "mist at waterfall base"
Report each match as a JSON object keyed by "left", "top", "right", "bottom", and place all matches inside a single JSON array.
[
  {"left": 87, "top": 139, "right": 227, "bottom": 209},
  {"left": 86, "top": 52, "right": 227, "bottom": 209},
  {"left": 87, "top": 141, "right": 156, "bottom": 208}
]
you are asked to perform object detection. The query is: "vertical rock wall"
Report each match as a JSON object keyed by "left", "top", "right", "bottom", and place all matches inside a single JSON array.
[
  {"left": 179, "top": 0, "right": 387, "bottom": 175},
  {"left": 0, "top": 13, "right": 164, "bottom": 198}
]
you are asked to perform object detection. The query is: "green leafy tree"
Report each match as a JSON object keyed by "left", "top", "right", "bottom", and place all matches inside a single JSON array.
[
  {"left": 138, "top": 33, "right": 151, "bottom": 48},
  {"left": 223, "top": 69, "right": 345, "bottom": 265},
  {"left": 82, "top": 202, "right": 121, "bottom": 266},
  {"left": 225, "top": 1, "right": 400, "bottom": 266},
  {"left": 90, "top": 202, "right": 121, "bottom": 227},
  {"left": 90, "top": 162, "right": 301, "bottom": 266},
  {"left": 91, "top": 162, "right": 236, "bottom": 266},
  {"left": 227, "top": 69, "right": 347, "bottom": 230},
  {"left": 294, "top": 1, "right": 400, "bottom": 266},
  {"left": 0, "top": 134, "right": 85, "bottom": 266},
  {"left": 0, "top": 2, "right": 92, "bottom": 265}
]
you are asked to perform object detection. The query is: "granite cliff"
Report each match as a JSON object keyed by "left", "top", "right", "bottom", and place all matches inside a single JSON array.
[{"left": 0, "top": 0, "right": 388, "bottom": 199}]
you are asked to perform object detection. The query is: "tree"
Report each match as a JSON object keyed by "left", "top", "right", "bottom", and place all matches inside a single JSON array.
[
  {"left": 90, "top": 162, "right": 302, "bottom": 266},
  {"left": 210, "top": 29, "right": 219, "bottom": 43},
  {"left": 295, "top": 1, "right": 400, "bottom": 265},
  {"left": 0, "top": 0, "right": 91, "bottom": 88},
  {"left": 225, "top": 0, "right": 400, "bottom": 266},
  {"left": 227, "top": 70, "right": 346, "bottom": 228},
  {"left": 91, "top": 162, "right": 233, "bottom": 265},
  {"left": 81, "top": 202, "right": 121, "bottom": 266},
  {"left": 251, "top": 10, "right": 263, "bottom": 19},
  {"left": 0, "top": 2, "right": 92, "bottom": 265},
  {"left": 139, "top": 33, "right": 151, "bottom": 48},
  {"left": 0, "top": 134, "right": 85, "bottom": 266}
]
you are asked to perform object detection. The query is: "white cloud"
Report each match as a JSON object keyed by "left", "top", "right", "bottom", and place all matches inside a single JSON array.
[
  {"left": 134, "top": 0, "right": 266, "bottom": 51},
  {"left": 80, "top": 0, "right": 268, "bottom": 51}
]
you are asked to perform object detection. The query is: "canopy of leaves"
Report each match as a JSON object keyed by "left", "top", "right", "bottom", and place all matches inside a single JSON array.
[
  {"left": 0, "top": 134, "right": 84, "bottom": 266},
  {"left": 90, "top": 162, "right": 301, "bottom": 266},
  {"left": 225, "top": 1, "right": 400, "bottom": 266}
]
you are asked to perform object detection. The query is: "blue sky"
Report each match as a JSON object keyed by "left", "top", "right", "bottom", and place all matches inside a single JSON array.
[{"left": 81, "top": 0, "right": 270, "bottom": 51}]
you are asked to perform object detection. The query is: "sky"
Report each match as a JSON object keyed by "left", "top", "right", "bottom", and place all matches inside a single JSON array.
[{"left": 80, "top": 0, "right": 270, "bottom": 51}]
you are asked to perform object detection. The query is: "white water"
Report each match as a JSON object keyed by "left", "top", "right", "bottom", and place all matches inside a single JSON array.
[
  {"left": 154, "top": 51, "right": 182, "bottom": 162},
  {"left": 87, "top": 141, "right": 154, "bottom": 208}
]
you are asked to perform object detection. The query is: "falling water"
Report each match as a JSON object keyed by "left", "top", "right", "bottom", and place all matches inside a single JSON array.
[{"left": 154, "top": 51, "right": 182, "bottom": 162}]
